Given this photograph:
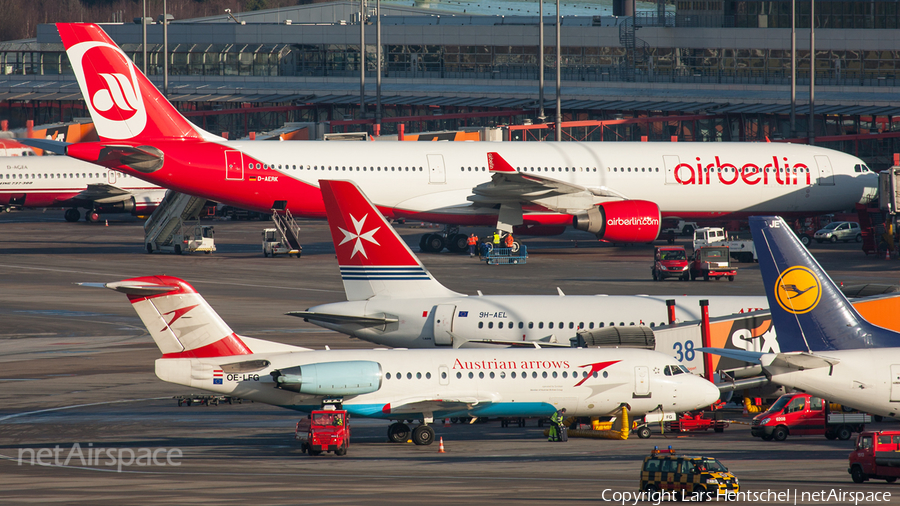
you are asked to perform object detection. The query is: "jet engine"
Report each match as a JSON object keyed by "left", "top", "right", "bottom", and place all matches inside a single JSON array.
[
  {"left": 271, "top": 360, "right": 382, "bottom": 396},
  {"left": 95, "top": 197, "right": 136, "bottom": 214},
  {"left": 572, "top": 200, "right": 661, "bottom": 243}
]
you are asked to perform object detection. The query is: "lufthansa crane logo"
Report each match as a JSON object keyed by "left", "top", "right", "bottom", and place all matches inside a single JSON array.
[{"left": 774, "top": 266, "right": 821, "bottom": 314}]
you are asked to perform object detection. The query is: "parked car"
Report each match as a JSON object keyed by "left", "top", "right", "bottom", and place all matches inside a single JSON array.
[
  {"left": 652, "top": 246, "right": 689, "bottom": 281},
  {"left": 814, "top": 221, "right": 862, "bottom": 243}
]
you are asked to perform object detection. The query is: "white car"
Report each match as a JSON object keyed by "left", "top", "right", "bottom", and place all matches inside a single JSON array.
[{"left": 814, "top": 221, "right": 861, "bottom": 243}]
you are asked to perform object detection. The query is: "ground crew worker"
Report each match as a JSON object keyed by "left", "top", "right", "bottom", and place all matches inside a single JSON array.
[
  {"left": 548, "top": 407, "right": 567, "bottom": 442},
  {"left": 468, "top": 233, "right": 478, "bottom": 257},
  {"left": 492, "top": 231, "right": 501, "bottom": 246},
  {"left": 335, "top": 414, "right": 343, "bottom": 426},
  {"left": 504, "top": 233, "right": 514, "bottom": 249}
]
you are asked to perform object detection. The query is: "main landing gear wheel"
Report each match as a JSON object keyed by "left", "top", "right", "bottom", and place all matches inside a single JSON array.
[
  {"left": 86, "top": 211, "right": 101, "bottom": 223},
  {"left": 64, "top": 208, "right": 80, "bottom": 222},
  {"left": 426, "top": 234, "right": 445, "bottom": 253},
  {"left": 412, "top": 425, "right": 435, "bottom": 446},
  {"left": 388, "top": 422, "right": 410, "bottom": 443},
  {"left": 447, "top": 233, "right": 468, "bottom": 254},
  {"left": 636, "top": 426, "right": 652, "bottom": 439}
]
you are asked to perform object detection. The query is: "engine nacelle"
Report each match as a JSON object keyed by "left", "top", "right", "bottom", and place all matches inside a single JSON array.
[
  {"left": 572, "top": 200, "right": 661, "bottom": 243},
  {"left": 95, "top": 197, "right": 136, "bottom": 214},
  {"left": 271, "top": 360, "right": 382, "bottom": 396}
]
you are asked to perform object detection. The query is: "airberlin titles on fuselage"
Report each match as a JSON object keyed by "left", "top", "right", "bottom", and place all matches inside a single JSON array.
[{"left": 673, "top": 156, "right": 813, "bottom": 186}]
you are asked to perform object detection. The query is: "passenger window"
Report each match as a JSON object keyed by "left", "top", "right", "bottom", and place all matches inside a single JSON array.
[
  {"left": 569, "top": 322, "right": 574, "bottom": 329},
  {"left": 478, "top": 322, "right": 483, "bottom": 329},
  {"left": 488, "top": 322, "right": 493, "bottom": 329},
  {"left": 498, "top": 322, "right": 504, "bottom": 329},
  {"left": 538, "top": 322, "right": 544, "bottom": 329},
  {"left": 528, "top": 322, "right": 534, "bottom": 329},
  {"left": 548, "top": 322, "right": 554, "bottom": 329},
  {"left": 518, "top": 322, "right": 524, "bottom": 329}
]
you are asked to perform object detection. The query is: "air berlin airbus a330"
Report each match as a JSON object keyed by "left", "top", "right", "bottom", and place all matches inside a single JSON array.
[{"left": 45, "top": 23, "right": 877, "bottom": 248}]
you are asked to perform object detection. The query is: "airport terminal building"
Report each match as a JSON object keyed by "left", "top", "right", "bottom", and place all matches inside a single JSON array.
[{"left": 0, "top": 1, "right": 898, "bottom": 166}]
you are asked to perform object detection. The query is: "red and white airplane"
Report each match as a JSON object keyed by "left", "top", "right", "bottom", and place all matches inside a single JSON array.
[
  {"left": 0, "top": 155, "right": 165, "bottom": 221},
  {"left": 89, "top": 274, "right": 720, "bottom": 445},
  {"left": 297, "top": 179, "right": 769, "bottom": 348},
  {"left": 44, "top": 23, "right": 877, "bottom": 247}
]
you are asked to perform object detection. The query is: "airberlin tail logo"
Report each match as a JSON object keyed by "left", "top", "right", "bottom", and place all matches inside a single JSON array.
[
  {"left": 66, "top": 41, "right": 147, "bottom": 140},
  {"left": 774, "top": 266, "right": 821, "bottom": 314}
]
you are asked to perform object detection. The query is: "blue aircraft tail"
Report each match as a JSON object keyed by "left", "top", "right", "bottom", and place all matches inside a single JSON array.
[{"left": 751, "top": 216, "right": 900, "bottom": 351}]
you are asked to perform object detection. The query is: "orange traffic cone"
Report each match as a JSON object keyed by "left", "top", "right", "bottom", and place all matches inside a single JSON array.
[
  {"left": 105, "top": 220, "right": 108, "bottom": 227},
  {"left": 444, "top": 418, "right": 451, "bottom": 428},
  {"left": 438, "top": 437, "right": 446, "bottom": 453}
]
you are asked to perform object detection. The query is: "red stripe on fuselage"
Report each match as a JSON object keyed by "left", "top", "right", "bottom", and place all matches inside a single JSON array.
[{"left": 160, "top": 334, "right": 252, "bottom": 359}]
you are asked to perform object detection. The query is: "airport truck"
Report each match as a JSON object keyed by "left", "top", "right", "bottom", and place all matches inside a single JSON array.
[
  {"left": 849, "top": 430, "right": 900, "bottom": 483},
  {"left": 692, "top": 227, "right": 757, "bottom": 263},
  {"left": 295, "top": 408, "right": 350, "bottom": 456},
  {"left": 751, "top": 393, "right": 870, "bottom": 442},
  {"left": 689, "top": 245, "right": 736, "bottom": 281}
]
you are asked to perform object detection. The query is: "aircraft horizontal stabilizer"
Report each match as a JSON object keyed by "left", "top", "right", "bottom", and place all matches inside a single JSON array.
[
  {"left": 78, "top": 281, "right": 177, "bottom": 296},
  {"left": 700, "top": 347, "right": 840, "bottom": 371},
  {"left": 17, "top": 138, "right": 70, "bottom": 155},
  {"left": 286, "top": 311, "right": 398, "bottom": 326}
]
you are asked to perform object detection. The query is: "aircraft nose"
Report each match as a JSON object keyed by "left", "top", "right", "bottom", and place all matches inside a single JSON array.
[
  {"left": 696, "top": 377, "right": 722, "bottom": 407},
  {"left": 679, "top": 375, "right": 721, "bottom": 411}
]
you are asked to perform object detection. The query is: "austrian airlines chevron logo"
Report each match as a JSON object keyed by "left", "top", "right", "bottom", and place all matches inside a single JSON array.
[
  {"left": 338, "top": 213, "right": 381, "bottom": 259},
  {"left": 573, "top": 360, "right": 621, "bottom": 387},
  {"left": 160, "top": 304, "right": 199, "bottom": 333}
]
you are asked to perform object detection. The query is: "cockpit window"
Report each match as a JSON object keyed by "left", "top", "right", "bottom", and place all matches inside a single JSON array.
[{"left": 664, "top": 365, "right": 688, "bottom": 376}]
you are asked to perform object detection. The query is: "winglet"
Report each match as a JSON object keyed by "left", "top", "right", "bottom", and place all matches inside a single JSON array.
[{"left": 487, "top": 152, "right": 517, "bottom": 173}]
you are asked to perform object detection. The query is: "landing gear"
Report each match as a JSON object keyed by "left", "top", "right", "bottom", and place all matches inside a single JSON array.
[
  {"left": 85, "top": 210, "right": 101, "bottom": 223},
  {"left": 412, "top": 424, "right": 435, "bottom": 446},
  {"left": 446, "top": 233, "right": 468, "bottom": 254},
  {"left": 64, "top": 208, "right": 80, "bottom": 222},
  {"left": 388, "top": 422, "right": 410, "bottom": 443},
  {"left": 419, "top": 226, "right": 469, "bottom": 253}
]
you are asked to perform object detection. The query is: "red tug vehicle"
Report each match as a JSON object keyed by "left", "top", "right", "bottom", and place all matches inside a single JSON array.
[
  {"left": 849, "top": 430, "right": 900, "bottom": 483},
  {"left": 295, "top": 406, "right": 350, "bottom": 456}
]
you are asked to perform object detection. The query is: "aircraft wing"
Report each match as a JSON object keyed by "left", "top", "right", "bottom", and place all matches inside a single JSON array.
[
  {"left": 699, "top": 347, "right": 840, "bottom": 371},
  {"left": 383, "top": 392, "right": 499, "bottom": 415},
  {"left": 468, "top": 152, "right": 622, "bottom": 213},
  {"left": 73, "top": 183, "right": 135, "bottom": 204},
  {"left": 286, "top": 311, "right": 398, "bottom": 326}
]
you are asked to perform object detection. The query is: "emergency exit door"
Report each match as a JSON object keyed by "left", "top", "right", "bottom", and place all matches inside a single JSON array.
[
  {"left": 663, "top": 155, "right": 682, "bottom": 185},
  {"left": 815, "top": 155, "right": 834, "bottom": 186},
  {"left": 225, "top": 150, "right": 244, "bottom": 180},
  {"left": 634, "top": 366, "right": 650, "bottom": 397},
  {"left": 433, "top": 304, "right": 456, "bottom": 346},
  {"left": 891, "top": 365, "right": 900, "bottom": 402},
  {"left": 427, "top": 154, "right": 446, "bottom": 184}
]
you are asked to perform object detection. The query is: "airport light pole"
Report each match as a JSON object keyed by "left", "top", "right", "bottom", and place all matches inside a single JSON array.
[
  {"left": 376, "top": 0, "right": 382, "bottom": 129},
  {"left": 555, "top": 0, "right": 561, "bottom": 141},
  {"left": 538, "top": 0, "right": 545, "bottom": 123},
  {"left": 790, "top": 0, "right": 795, "bottom": 138},
  {"left": 360, "top": 0, "right": 366, "bottom": 120},
  {"left": 808, "top": 0, "right": 815, "bottom": 145},
  {"left": 162, "top": 0, "right": 168, "bottom": 97},
  {"left": 142, "top": 0, "right": 147, "bottom": 75}
]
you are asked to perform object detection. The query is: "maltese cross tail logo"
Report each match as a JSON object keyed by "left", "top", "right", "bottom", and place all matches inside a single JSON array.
[
  {"left": 573, "top": 360, "right": 621, "bottom": 387},
  {"left": 338, "top": 213, "right": 381, "bottom": 259}
]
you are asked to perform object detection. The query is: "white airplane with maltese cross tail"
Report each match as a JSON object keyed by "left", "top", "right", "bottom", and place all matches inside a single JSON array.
[
  {"left": 700, "top": 216, "right": 900, "bottom": 418},
  {"left": 90, "top": 275, "right": 721, "bottom": 446},
  {"left": 29, "top": 23, "right": 879, "bottom": 251},
  {"left": 292, "top": 179, "right": 770, "bottom": 349}
]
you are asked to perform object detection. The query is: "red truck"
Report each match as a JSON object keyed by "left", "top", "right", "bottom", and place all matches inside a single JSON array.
[
  {"left": 849, "top": 430, "right": 900, "bottom": 483},
  {"left": 689, "top": 246, "right": 736, "bottom": 281},
  {"left": 750, "top": 393, "right": 870, "bottom": 442},
  {"left": 295, "top": 409, "right": 350, "bottom": 456},
  {"left": 652, "top": 246, "right": 690, "bottom": 281}
]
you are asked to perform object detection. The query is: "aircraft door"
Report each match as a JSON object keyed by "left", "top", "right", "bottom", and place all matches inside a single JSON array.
[
  {"left": 663, "top": 155, "right": 682, "bottom": 185},
  {"left": 225, "top": 150, "right": 244, "bottom": 180},
  {"left": 427, "top": 154, "right": 446, "bottom": 184},
  {"left": 433, "top": 304, "right": 456, "bottom": 346},
  {"left": 439, "top": 365, "right": 450, "bottom": 385},
  {"left": 815, "top": 155, "right": 834, "bottom": 185},
  {"left": 634, "top": 366, "right": 650, "bottom": 397},
  {"left": 891, "top": 365, "right": 900, "bottom": 402}
]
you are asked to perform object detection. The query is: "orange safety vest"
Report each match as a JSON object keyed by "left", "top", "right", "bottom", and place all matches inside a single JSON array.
[
  {"left": 504, "top": 235, "right": 514, "bottom": 247},
  {"left": 467, "top": 235, "right": 477, "bottom": 245}
]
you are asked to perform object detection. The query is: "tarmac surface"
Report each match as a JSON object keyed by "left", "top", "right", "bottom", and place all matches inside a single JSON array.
[{"left": 1, "top": 209, "right": 899, "bottom": 504}]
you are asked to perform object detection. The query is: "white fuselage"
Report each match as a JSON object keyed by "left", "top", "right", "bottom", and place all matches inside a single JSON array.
[
  {"left": 766, "top": 349, "right": 900, "bottom": 418},
  {"left": 0, "top": 155, "right": 165, "bottom": 209},
  {"left": 154, "top": 346, "right": 721, "bottom": 419},
  {"left": 308, "top": 294, "right": 768, "bottom": 348},
  {"left": 224, "top": 141, "right": 877, "bottom": 219}
]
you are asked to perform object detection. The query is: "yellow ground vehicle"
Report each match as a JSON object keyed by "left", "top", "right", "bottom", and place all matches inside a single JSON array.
[{"left": 639, "top": 447, "right": 739, "bottom": 500}]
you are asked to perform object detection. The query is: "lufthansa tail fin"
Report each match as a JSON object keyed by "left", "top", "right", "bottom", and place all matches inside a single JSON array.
[
  {"left": 103, "top": 275, "right": 253, "bottom": 358},
  {"left": 319, "top": 180, "right": 462, "bottom": 301},
  {"left": 752, "top": 216, "right": 900, "bottom": 351},
  {"left": 56, "top": 23, "right": 219, "bottom": 143}
]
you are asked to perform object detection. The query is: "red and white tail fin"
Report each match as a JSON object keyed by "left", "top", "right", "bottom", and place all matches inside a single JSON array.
[
  {"left": 319, "top": 180, "right": 461, "bottom": 301},
  {"left": 487, "top": 152, "right": 517, "bottom": 173},
  {"left": 105, "top": 275, "right": 252, "bottom": 358},
  {"left": 56, "top": 23, "right": 213, "bottom": 143}
]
